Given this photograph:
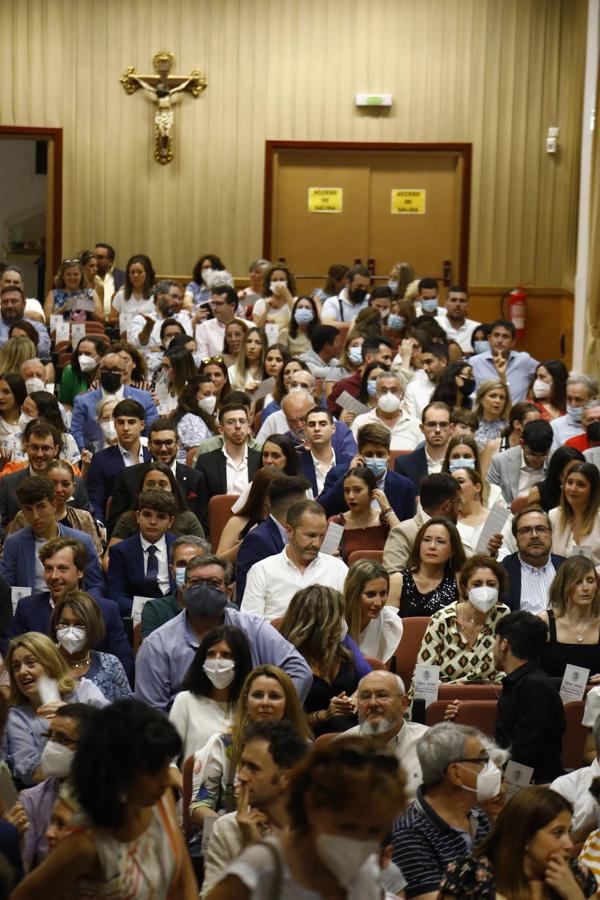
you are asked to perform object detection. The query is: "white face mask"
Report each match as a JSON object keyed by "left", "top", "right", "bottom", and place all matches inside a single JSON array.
[
  {"left": 468, "top": 586, "right": 498, "bottom": 613},
  {"left": 315, "top": 833, "right": 379, "bottom": 886},
  {"left": 25, "top": 377, "right": 45, "bottom": 395},
  {"left": 532, "top": 378, "right": 551, "bottom": 399},
  {"left": 78, "top": 353, "right": 98, "bottom": 373},
  {"left": 40, "top": 740, "right": 75, "bottom": 779},
  {"left": 18, "top": 412, "right": 34, "bottom": 430},
  {"left": 270, "top": 280, "right": 287, "bottom": 291},
  {"left": 100, "top": 420, "right": 117, "bottom": 442},
  {"left": 198, "top": 395, "right": 217, "bottom": 414},
  {"left": 56, "top": 625, "right": 88, "bottom": 654},
  {"left": 203, "top": 658, "right": 235, "bottom": 689},
  {"left": 459, "top": 759, "right": 502, "bottom": 802},
  {"left": 378, "top": 392, "right": 401, "bottom": 414},
  {"left": 201, "top": 267, "right": 213, "bottom": 284}
]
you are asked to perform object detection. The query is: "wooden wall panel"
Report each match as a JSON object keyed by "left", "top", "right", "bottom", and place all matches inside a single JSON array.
[{"left": 0, "top": 0, "right": 587, "bottom": 290}]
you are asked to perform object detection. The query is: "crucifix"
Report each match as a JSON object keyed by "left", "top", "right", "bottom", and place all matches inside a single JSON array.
[{"left": 120, "top": 51, "right": 207, "bottom": 165}]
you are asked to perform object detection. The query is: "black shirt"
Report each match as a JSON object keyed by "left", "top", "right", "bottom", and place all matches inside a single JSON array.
[{"left": 496, "top": 660, "right": 565, "bottom": 783}]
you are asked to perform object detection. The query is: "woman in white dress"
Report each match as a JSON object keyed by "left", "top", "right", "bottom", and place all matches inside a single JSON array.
[
  {"left": 109, "top": 254, "right": 156, "bottom": 338},
  {"left": 344, "top": 559, "right": 403, "bottom": 664},
  {"left": 451, "top": 467, "right": 515, "bottom": 558}
]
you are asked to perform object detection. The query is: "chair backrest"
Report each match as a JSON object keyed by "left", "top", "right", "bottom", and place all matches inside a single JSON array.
[
  {"left": 181, "top": 755, "right": 196, "bottom": 842},
  {"left": 393, "top": 616, "right": 430, "bottom": 691},
  {"left": 347, "top": 549, "right": 384, "bottom": 567},
  {"left": 270, "top": 616, "right": 283, "bottom": 631},
  {"left": 426, "top": 699, "right": 498, "bottom": 736},
  {"left": 437, "top": 684, "right": 502, "bottom": 702},
  {"left": 562, "top": 701, "right": 587, "bottom": 770},
  {"left": 253, "top": 410, "right": 262, "bottom": 437},
  {"left": 208, "top": 494, "right": 241, "bottom": 551},
  {"left": 314, "top": 732, "right": 339, "bottom": 749},
  {"left": 364, "top": 655, "right": 386, "bottom": 670},
  {"left": 388, "top": 449, "right": 411, "bottom": 469},
  {"left": 133, "top": 622, "right": 142, "bottom": 655}
]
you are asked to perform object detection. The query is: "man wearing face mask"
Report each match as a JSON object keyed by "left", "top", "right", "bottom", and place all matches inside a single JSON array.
[
  {"left": 135, "top": 553, "right": 312, "bottom": 711},
  {"left": 128, "top": 279, "right": 192, "bottom": 367},
  {"left": 436, "top": 286, "right": 480, "bottom": 353},
  {"left": 566, "top": 401, "right": 600, "bottom": 453},
  {"left": 351, "top": 373, "right": 422, "bottom": 451},
  {"left": 392, "top": 722, "right": 495, "bottom": 900},
  {"left": 140, "top": 535, "right": 212, "bottom": 637},
  {"left": 71, "top": 351, "right": 158, "bottom": 451},
  {"left": 393, "top": 402, "right": 453, "bottom": 492},
  {"left": 14, "top": 703, "right": 99, "bottom": 869},
  {"left": 321, "top": 265, "right": 371, "bottom": 325},
  {"left": 413, "top": 277, "right": 441, "bottom": 318},
  {"left": 550, "top": 375, "right": 599, "bottom": 450},
  {"left": 318, "top": 423, "right": 417, "bottom": 520},
  {"left": 328, "top": 336, "right": 394, "bottom": 418},
  {"left": 494, "top": 610, "right": 565, "bottom": 782},
  {"left": 20, "top": 359, "right": 49, "bottom": 398}
]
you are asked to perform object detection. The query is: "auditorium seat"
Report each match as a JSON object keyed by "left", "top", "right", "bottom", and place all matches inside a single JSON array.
[
  {"left": 437, "top": 683, "right": 501, "bottom": 702},
  {"left": 562, "top": 701, "right": 587, "bottom": 770},
  {"left": 426, "top": 699, "right": 498, "bottom": 736},
  {"left": 393, "top": 616, "right": 430, "bottom": 691},
  {"left": 208, "top": 494, "right": 241, "bottom": 550},
  {"left": 181, "top": 755, "right": 196, "bottom": 841},
  {"left": 347, "top": 549, "right": 384, "bottom": 566},
  {"left": 388, "top": 450, "right": 412, "bottom": 469}
]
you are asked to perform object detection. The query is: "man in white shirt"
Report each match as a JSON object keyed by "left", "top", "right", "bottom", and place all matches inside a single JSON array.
[
  {"left": 321, "top": 265, "right": 371, "bottom": 325},
  {"left": 241, "top": 498, "right": 348, "bottom": 619},
  {"left": 194, "top": 402, "right": 262, "bottom": 506},
  {"left": 195, "top": 284, "right": 239, "bottom": 358},
  {"left": 128, "top": 280, "right": 192, "bottom": 368},
  {"left": 403, "top": 344, "right": 449, "bottom": 419},
  {"left": 343, "top": 670, "right": 428, "bottom": 799},
  {"left": 436, "top": 286, "right": 480, "bottom": 353},
  {"left": 551, "top": 374, "right": 599, "bottom": 450},
  {"left": 551, "top": 712, "right": 600, "bottom": 842},
  {"left": 500, "top": 508, "right": 566, "bottom": 613},
  {"left": 256, "top": 375, "right": 320, "bottom": 444},
  {"left": 352, "top": 372, "right": 422, "bottom": 451},
  {"left": 93, "top": 242, "right": 125, "bottom": 316}
]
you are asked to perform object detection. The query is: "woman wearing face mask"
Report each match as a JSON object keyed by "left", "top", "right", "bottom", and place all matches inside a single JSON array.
[
  {"left": 393, "top": 519, "right": 466, "bottom": 617},
  {"left": 442, "top": 435, "right": 505, "bottom": 507},
  {"left": 529, "top": 359, "right": 568, "bottom": 421},
  {"left": 339, "top": 330, "right": 364, "bottom": 376},
  {"left": 387, "top": 299, "right": 415, "bottom": 344},
  {"left": 59, "top": 336, "right": 105, "bottom": 408},
  {"left": 185, "top": 253, "right": 226, "bottom": 310},
  {"left": 217, "top": 467, "right": 282, "bottom": 563},
  {"left": 159, "top": 317, "right": 187, "bottom": 351},
  {"left": 329, "top": 467, "right": 399, "bottom": 563},
  {"left": 280, "top": 586, "right": 371, "bottom": 737},
  {"left": 431, "top": 361, "right": 475, "bottom": 411},
  {"left": 109, "top": 254, "right": 156, "bottom": 336},
  {"left": 10, "top": 392, "right": 80, "bottom": 467},
  {"left": 49, "top": 591, "right": 132, "bottom": 701},
  {"left": 0, "top": 372, "right": 26, "bottom": 439},
  {"left": 190, "top": 665, "right": 311, "bottom": 828},
  {"left": 344, "top": 560, "right": 403, "bottom": 664},
  {"left": 168, "top": 625, "right": 253, "bottom": 761},
  {"left": 170, "top": 375, "right": 218, "bottom": 462},
  {"left": 474, "top": 379, "right": 511, "bottom": 448},
  {"left": 538, "top": 556, "right": 600, "bottom": 682},
  {"left": 252, "top": 265, "right": 296, "bottom": 336},
  {"left": 222, "top": 319, "right": 249, "bottom": 368},
  {"left": 199, "top": 357, "right": 232, "bottom": 410},
  {"left": 549, "top": 463, "right": 600, "bottom": 566},
  {"left": 206, "top": 736, "right": 407, "bottom": 900},
  {"left": 439, "top": 786, "right": 596, "bottom": 900},
  {"left": 528, "top": 445, "right": 585, "bottom": 511},
  {"left": 4, "top": 632, "right": 106, "bottom": 786},
  {"left": 228, "top": 327, "right": 267, "bottom": 393},
  {"left": 279, "top": 296, "right": 319, "bottom": 356},
  {"left": 357, "top": 362, "right": 387, "bottom": 409},
  {"left": 470, "top": 323, "right": 492, "bottom": 356}
]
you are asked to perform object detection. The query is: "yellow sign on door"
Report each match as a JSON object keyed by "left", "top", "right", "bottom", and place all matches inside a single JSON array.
[
  {"left": 391, "top": 189, "right": 426, "bottom": 214},
  {"left": 308, "top": 187, "right": 343, "bottom": 213}
]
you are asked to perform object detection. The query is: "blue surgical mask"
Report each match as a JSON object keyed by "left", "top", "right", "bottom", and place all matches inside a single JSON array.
[
  {"left": 388, "top": 280, "right": 399, "bottom": 293},
  {"left": 449, "top": 457, "right": 476, "bottom": 472},
  {"left": 294, "top": 308, "right": 314, "bottom": 326},
  {"left": 567, "top": 405, "right": 584, "bottom": 426},
  {"left": 365, "top": 457, "right": 388, "bottom": 478},
  {"left": 388, "top": 314, "right": 406, "bottom": 330},
  {"left": 175, "top": 566, "right": 186, "bottom": 588},
  {"left": 421, "top": 298, "right": 438, "bottom": 313},
  {"left": 473, "top": 340, "right": 490, "bottom": 355},
  {"left": 348, "top": 346, "right": 363, "bottom": 365},
  {"left": 366, "top": 380, "right": 377, "bottom": 398}
]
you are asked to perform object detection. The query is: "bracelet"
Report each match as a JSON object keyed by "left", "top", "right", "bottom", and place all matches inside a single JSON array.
[{"left": 382, "top": 508, "right": 394, "bottom": 517}]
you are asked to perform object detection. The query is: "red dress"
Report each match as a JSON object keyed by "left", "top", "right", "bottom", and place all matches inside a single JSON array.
[{"left": 328, "top": 513, "right": 389, "bottom": 563}]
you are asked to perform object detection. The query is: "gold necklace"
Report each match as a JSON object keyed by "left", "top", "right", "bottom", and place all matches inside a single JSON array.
[
  {"left": 563, "top": 614, "right": 589, "bottom": 643},
  {"left": 70, "top": 654, "right": 91, "bottom": 669}
]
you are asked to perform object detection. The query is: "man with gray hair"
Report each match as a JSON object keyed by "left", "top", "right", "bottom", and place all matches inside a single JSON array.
[
  {"left": 566, "top": 399, "right": 600, "bottom": 453},
  {"left": 551, "top": 712, "right": 600, "bottom": 845},
  {"left": 391, "top": 722, "right": 494, "bottom": 900},
  {"left": 551, "top": 374, "right": 599, "bottom": 449},
  {"left": 342, "top": 670, "right": 428, "bottom": 799},
  {"left": 350, "top": 372, "right": 422, "bottom": 451},
  {"left": 256, "top": 382, "right": 317, "bottom": 444},
  {"left": 140, "top": 535, "right": 212, "bottom": 637}
]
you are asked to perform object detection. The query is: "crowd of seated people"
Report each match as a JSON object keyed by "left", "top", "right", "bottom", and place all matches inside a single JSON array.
[{"left": 2, "top": 249, "right": 600, "bottom": 897}]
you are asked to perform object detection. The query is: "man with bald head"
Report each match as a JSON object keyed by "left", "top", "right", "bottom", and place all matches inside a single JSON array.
[{"left": 343, "top": 670, "right": 428, "bottom": 799}]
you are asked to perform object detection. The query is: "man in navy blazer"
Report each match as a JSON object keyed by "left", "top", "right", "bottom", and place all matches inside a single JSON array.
[
  {"left": 71, "top": 351, "right": 158, "bottom": 450},
  {"left": 318, "top": 421, "right": 417, "bottom": 519},
  {"left": 235, "top": 475, "right": 311, "bottom": 602},
  {"left": 85, "top": 398, "right": 151, "bottom": 521},
  {"left": 393, "top": 402, "right": 454, "bottom": 493},
  {"left": 0, "top": 475, "right": 104, "bottom": 595},
  {"left": 296, "top": 408, "right": 356, "bottom": 497},
  {"left": 107, "top": 490, "right": 178, "bottom": 615},
  {"left": 5, "top": 535, "right": 133, "bottom": 678},
  {"left": 501, "top": 507, "right": 567, "bottom": 612}
]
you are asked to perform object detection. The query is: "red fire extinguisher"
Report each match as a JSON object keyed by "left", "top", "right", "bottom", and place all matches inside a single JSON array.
[{"left": 507, "top": 288, "right": 527, "bottom": 339}]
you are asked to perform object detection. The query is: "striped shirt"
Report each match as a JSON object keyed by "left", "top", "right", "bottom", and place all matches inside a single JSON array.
[
  {"left": 519, "top": 555, "right": 556, "bottom": 614},
  {"left": 580, "top": 829, "right": 600, "bottom": 889}
]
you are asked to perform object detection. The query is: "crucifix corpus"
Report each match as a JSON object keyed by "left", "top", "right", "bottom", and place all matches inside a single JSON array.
[{"left": 120, "top": 51, "right": 207, "bottom": 165}]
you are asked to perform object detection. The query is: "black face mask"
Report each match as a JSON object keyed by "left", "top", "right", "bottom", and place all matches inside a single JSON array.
[
  {"left": 587, "top": 421, "right": 600, "bottom": 443},
  {"left": 350, "top": 288, "right": 368, "bottom": 304},
  {"left": 183, "top": 582, "right": 228, "bottom": 619},
  {"left": 100, "top": 371, "right": 122, "bottom": 393},
  {"left": 460, "top": 377, "right": 475, "bottom": 396}
]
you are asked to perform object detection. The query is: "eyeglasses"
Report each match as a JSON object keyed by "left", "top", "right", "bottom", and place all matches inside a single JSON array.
[
  {"left": 62, "top": 258, "right": 80, "bottom": 267},
  {"left": 454, "top": 755, "right": 489, "bottom": 766},
  {"left": 150, "top": 438, "right": 176, "bottom": 448},
  {"left": 201, "top": 356, "right": 223, "bottom": 364},
  {"left": 186, "top": 576, "right": 225, "bottom": 590},
  {"left": 516, "top": 525, "right": 551, "bottom": 536},
  {"left": 99, "top": 368, "right": 123, "bottom": 376}
]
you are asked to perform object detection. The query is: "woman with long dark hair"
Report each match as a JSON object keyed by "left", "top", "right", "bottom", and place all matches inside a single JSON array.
[
  {"left": 279, "top": 296, "right": 320, "bottom": 356},
  {"left": 431, "top": 361, "right": 475, "bottom": 410},
  {"left": 185, "top": 253, "right": 226, "bottom": 309},
  {"left": 171, "top": 374, "right": 217, "bottom": 460},
  {"left": 110, "top": 254, "right": 156, "bottom": 335},
  {"left": 59, "top": 336, "right": 105, "bottom": 408},
  {"left": 528, "top": 445, "right": 585, "bottom": 511},
  {"left": 530, "top": 359, "right": 569, "bottom": 421},
  {"left": 394, "top": 518, "right": 466, "bottom": 617}
]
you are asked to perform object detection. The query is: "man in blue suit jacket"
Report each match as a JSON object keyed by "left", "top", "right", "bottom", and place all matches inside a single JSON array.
[
  {"left": 107, "top": 490, "right": 178, "bottom": 615},
  {"left": 71, "top": 351, "right": 158, "bottom": 450},
  {"left": 318, "top": 422, "right": 417, "bottom": 519},
  {"left": 0, "top": 475, "right": 104, "bottom": 595},
  {"left": 296, "top": 408, "right": 357, "bottom": 497},
  {"left": 501, "top": 507, "right": 567, "bottom": 612},
  {"left": 235, "top": 474, "right": 311, "bottom": 602},
  {"left": 5, "top": 535, "right": 133, "bottom": 679},
  {"left": 85, "top": 398, "right": 151, "bottom": 521},
  {"left": 393, "top": 404, "right": 453, "bottom": 493}
]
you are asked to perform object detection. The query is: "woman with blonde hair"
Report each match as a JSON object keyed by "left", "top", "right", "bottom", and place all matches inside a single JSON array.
[
  {"left": 228, "top": 326, "right": 267, "bottom": 393},
  {"left": 280, "top": 586, "right": 370, "bottom": 735},
  {"left": 549, "top": 462, "right": 600, "bottom": 566},
  {"left": 190, "top": 664, "right": 311, "bottom": 828},
  {"left": 4, "top": 632, "right": 106, "bottom": 785},
  {"left": 44, "top": 257, "right": 103, "bottom": 323},
  {"left": 451, "top": 467, "right": 513, "bottom": 555},
  {"left": 0, "top": 336, "right": 37, "bottom": 376},
  {"left": 474, "top": 379, "right": 511, "bottom": 448},
  {"left": 539, "top": 554, "right": 600, "bottom": 681},
  {"left": 344, "top": 559, "right": 403, "bottom": 663}
]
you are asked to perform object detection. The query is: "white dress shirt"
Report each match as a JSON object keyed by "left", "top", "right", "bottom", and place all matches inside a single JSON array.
[
  {"left": 118, "top": 442, "right": 145, "bottom": 467},
  {"left": 223, "top": 446, "right": 249, "bottom": 495},
  {"left": 241, "top": 547, "right": 348, "bottom": 619},
  {"left": 519, "top": 554, "right": 556, "bottom": 614},
  {"left": 402, "top": 374, "right": 435, "bottom": 419},
  {"left": 551, "top": 758, "right": 600, "bottom": 832},
  {"left": 101, "top": 384, "right": 125, "bottom": 403},
  {"left": 140, "top": 534, "right": 170, "bottom": 594},
  {"left": 195, "top": 318, "right": 227, "bottom": 358},
  {"left": 425, "top": 448, "right": 443, "bottom": 475},
  {"left": 343, "top": 720, "right": 429, "bottom": 799},
  {"left": 517, "top": 450, "right": 546, "bottom": 496},
  {"left": 311, "top": 448, "right": 336, "bottom": 495},
  {"left": 351, "top": 407, "right": 423, "bottom": 451},
  {"left": 436, "top": 315, "right": 480, "bottom": 352}
]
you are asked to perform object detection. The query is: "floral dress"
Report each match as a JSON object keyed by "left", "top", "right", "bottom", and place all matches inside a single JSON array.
[{"left": 439, "top": 853, "right": 597, "bottom": 898}]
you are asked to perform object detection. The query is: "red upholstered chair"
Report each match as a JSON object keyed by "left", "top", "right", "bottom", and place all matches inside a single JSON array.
[
  {"left": 207, "top": 494, "right": 241, "bottom": 551},
  {"left": 181, "top": 755, "right": 196, "bottom": 841},
  {"left": 426, "top": 699, "right": 498, "bottom": 737},
  {"left": 388, "top": 450, "right": 411, "bottom": 469},
  {"left": 562, "top": 701, "right": 587, "bottom": 770},
  {"left": 393, "top": 616, "right": 430, "bottom": 691},
  {"left": 347, "top": 549, "right": 384, "bottom": 566}
]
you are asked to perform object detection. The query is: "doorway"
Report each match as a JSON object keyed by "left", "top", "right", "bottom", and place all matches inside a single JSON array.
[
  {"left": 0, "top": 126, "right": 63, "bottom": 300},
  {"left": 263, "top": 141, "right": 471, "bottom": 293}
]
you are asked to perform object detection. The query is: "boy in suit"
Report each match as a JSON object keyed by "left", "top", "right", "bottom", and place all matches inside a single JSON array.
[{"left": 107, "top": 489, "right": 177, "bottom": 616}]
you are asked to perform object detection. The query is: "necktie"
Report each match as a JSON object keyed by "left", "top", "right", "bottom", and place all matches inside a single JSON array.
[{"left": 146, "top": 545, "right": 159, "bottom": 582}]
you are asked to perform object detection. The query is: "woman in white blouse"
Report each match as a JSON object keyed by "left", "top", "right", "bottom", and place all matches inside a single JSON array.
[
  {"left": 109, "top": 254, "right": 155, "bottom": 337},
  {"left": 168, "top": 625, "right": 253, "bottom": 761},
  {"left": 451, "top": 467, "right": 515, "bottom": 558},
  {"left": 549, "top": 462, "right": 600, "bottom": 566},
  {"left": 344, "top": 559, "right": 403, "bottom": 664}
]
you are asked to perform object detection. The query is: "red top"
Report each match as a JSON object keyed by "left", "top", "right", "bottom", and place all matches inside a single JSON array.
[{"left": 565, "top": 433, "right": 591, "bottom": 452}]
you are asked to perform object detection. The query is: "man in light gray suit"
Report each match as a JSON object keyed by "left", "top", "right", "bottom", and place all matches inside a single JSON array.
[{"left": 487, "top": 419, "right": 553, "bottom": 505}]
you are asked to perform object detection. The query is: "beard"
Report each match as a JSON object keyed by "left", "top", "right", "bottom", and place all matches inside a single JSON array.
[{"left": 360, "top": 714, "right": 396, "bottom": 737}]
